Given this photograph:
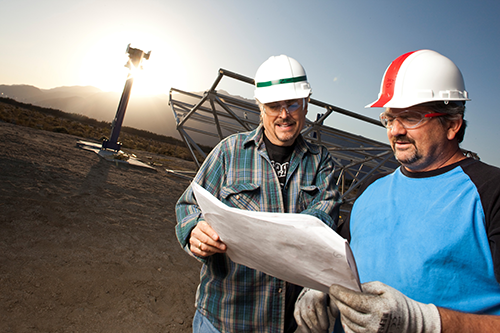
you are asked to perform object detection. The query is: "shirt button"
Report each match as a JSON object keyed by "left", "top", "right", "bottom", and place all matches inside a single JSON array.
[{"left": 235, "top": 195, "right": 240, "bottom": 200}]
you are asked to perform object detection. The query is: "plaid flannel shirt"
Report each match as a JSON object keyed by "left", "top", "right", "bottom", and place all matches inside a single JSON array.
[{"left": 175, "top": 125, "right": 340, "bottom": 333}]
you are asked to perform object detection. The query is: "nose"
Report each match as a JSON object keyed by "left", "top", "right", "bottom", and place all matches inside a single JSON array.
[
  {"left": 389, "top": 118, "right": 407, "bottom": 136},
  {"left": 278, "top": 106, "right": 290, "bottom": 117}
]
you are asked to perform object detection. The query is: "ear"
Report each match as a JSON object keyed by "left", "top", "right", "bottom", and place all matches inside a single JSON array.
[{"left": 446, "top": 116, "right": 463, "bottom": 141}]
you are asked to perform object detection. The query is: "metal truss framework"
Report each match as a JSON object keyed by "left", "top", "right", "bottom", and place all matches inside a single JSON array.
[{"left": 168, "top": 69, "right": 400, "bottom": 208}]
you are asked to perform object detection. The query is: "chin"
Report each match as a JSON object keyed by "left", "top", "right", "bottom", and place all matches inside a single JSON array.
[
  {"left": 396, "top": 154, "right": 422, "bottom": 166},
  {"left": 277, "top": 134, "right": 296, "bottom": 143}
]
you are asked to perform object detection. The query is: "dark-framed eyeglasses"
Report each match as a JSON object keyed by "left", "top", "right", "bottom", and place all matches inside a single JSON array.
[{"left": 379, "top": 110, "right": 447, "bottom": 129}]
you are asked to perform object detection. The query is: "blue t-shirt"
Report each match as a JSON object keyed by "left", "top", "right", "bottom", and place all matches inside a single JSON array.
[{"left": 341, "top": 158, "right": 500, "bottom": 314}]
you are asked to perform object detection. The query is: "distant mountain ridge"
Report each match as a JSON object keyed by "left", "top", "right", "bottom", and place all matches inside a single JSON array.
[{"left": 0, "top": 84, "right": 179, "bottom": 139}]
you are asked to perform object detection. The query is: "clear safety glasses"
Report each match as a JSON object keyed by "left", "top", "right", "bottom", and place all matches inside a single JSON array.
[
  {"left": 263, "top": 98, "right": 304, "bottom": 117},
  {"left": 379, "top": 110, "right": 447, "bottom": 129}
]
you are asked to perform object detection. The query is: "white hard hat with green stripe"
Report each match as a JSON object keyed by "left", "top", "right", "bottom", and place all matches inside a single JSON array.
[{"left": 254, "top": 55, "right": 312, "bottom": 104}]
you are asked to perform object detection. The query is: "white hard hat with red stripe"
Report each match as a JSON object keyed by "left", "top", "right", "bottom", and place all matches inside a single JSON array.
[
  {"left": 366, "top": 49, "right": 470, "bottom": 109},
  {"left": 254, "top": 55, "right": 312, "bottom": 104}
]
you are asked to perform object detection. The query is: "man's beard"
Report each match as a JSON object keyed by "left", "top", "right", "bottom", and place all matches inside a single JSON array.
[
  {"left": 392, "top": 136, "right": 421, "bottom": 165},
  {"left": 274, "top": 119, "right": 296, "bottom": 142}
]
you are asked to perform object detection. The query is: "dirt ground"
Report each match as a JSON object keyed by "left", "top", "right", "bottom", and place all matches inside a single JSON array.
[{"left": 0, "top": 121, "right": 202, "bottom": 332}]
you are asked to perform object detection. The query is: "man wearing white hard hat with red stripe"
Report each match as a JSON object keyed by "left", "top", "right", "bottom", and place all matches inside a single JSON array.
[
  {"left": 176, "top": 55, "right": 340, "bottom": 333},
  {"left": 295, "top": 50, "right": 500, "bottom": 332}
]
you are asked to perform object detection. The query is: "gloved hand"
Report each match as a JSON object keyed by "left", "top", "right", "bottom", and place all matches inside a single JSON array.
[
  {"left": 329, "top": 281, "right": 441, "bottom": 333},
  {"left": 294, "top": 288, "right": 339, "bottom": 333}
]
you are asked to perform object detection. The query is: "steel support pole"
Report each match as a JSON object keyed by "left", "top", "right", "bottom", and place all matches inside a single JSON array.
[{"left": 102, "top": 74, "right": 134, "bottom": 151}]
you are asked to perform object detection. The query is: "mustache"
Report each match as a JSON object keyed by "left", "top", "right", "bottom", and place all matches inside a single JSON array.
[
  {"left": 391, "top": 135, "right": 415, "bottom": 145},
  {"left": 274, "top": 119, "right": 296, "bottom": 125}
]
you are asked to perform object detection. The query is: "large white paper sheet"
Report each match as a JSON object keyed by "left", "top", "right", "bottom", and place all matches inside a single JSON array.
[{"left": 192, "top": 183, "right": 361, "bottom": 293}]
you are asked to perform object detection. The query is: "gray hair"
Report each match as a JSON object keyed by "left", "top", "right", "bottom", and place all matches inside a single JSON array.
[{"left": 421, "top": 101, "right": 467, "bottom": 143}]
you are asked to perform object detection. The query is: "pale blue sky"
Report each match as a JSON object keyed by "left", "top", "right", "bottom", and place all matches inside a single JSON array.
[{"left": 2, "top": 0, "right": 499, "bottom": 166}]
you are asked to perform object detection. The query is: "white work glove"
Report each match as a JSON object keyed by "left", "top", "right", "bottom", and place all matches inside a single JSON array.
[
  {"left": 329, "top": 281, "right": 441, "bottom": 333},
  {"left": 294, "top": 288, "right": 339, "bottom": 333}
]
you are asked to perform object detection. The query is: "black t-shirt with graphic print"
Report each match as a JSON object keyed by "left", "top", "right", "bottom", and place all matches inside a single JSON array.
[{"left": 263, "top": 134, "right": 295, "bottom": 189}]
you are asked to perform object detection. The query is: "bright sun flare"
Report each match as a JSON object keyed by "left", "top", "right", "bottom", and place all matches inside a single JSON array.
[{"left": 79, "top": 32, "right": 188, "bottom": 96}]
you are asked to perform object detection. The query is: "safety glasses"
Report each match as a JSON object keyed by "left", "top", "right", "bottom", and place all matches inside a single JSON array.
[
  {"left": 263, "top": 98, "right": 304, "bottom": 117},
  {"left": 379, "top": 110, "right": 446, "bottom": 129}
]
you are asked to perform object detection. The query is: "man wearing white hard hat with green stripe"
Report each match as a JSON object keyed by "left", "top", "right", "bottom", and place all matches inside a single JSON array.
[{"left": 176, "top": 55, "right": 340, "bottom": 333}]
